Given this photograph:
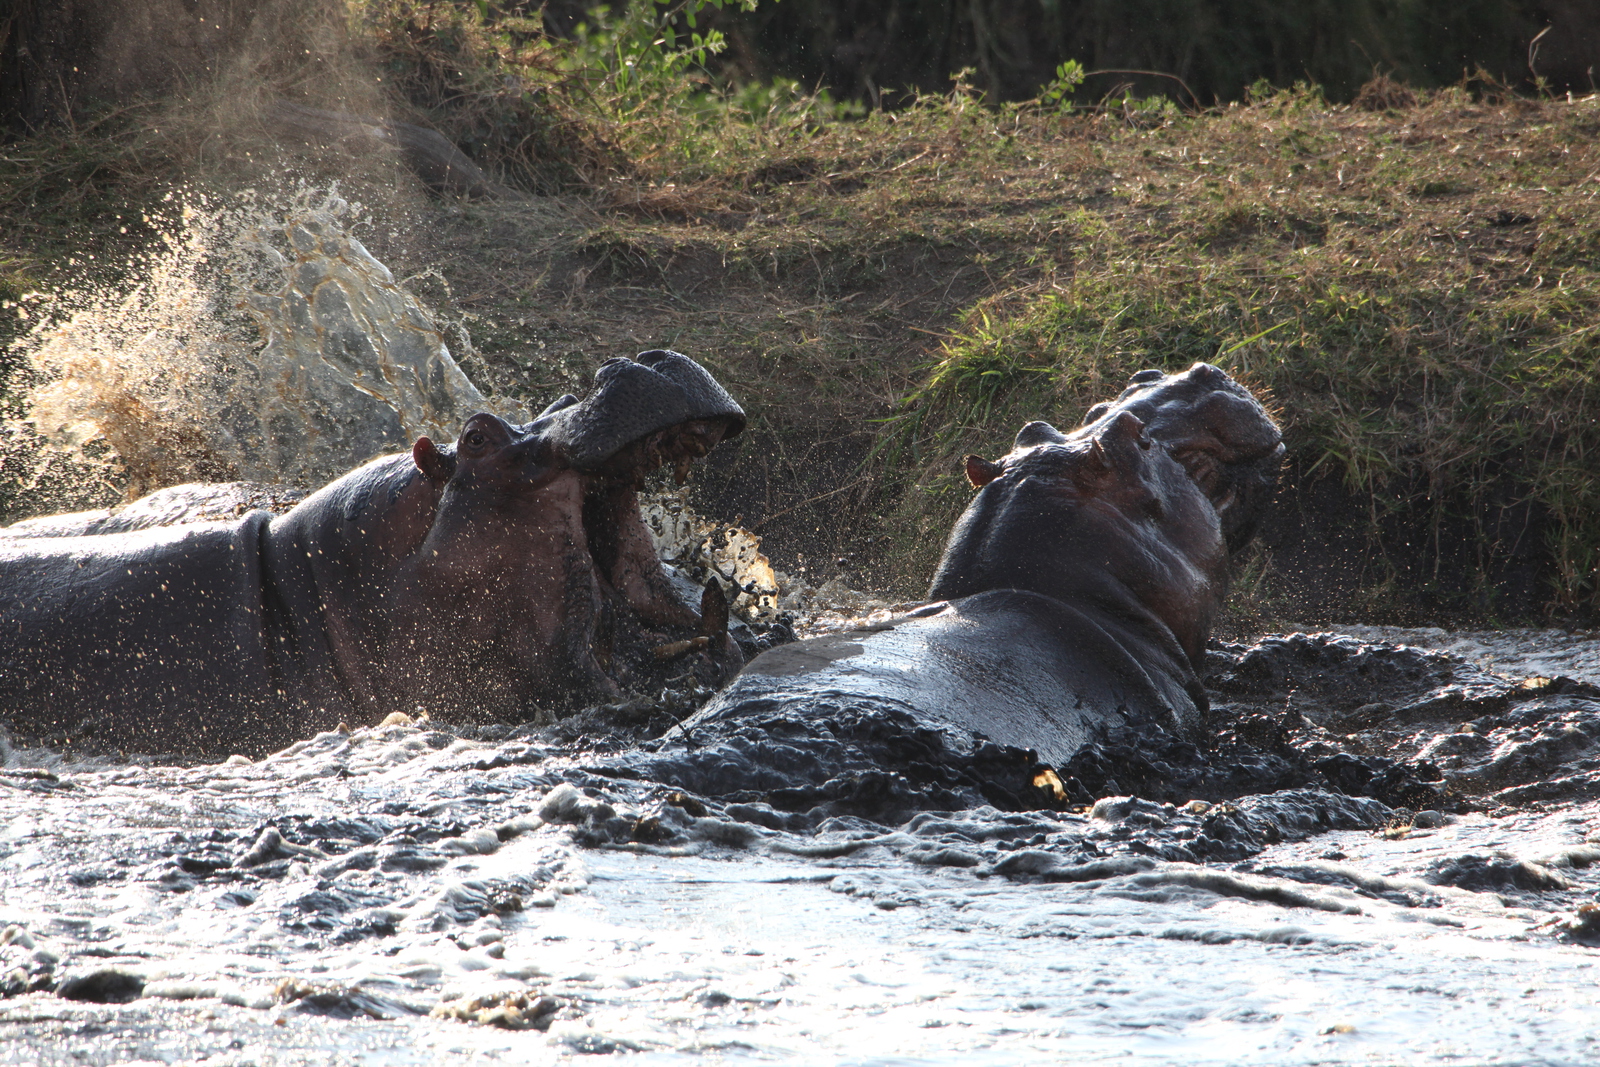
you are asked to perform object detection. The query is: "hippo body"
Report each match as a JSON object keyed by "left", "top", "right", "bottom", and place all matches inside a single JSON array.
[
  {"left": 690, "top": 588, "right": 1200, "bottom": 766},
  {"left": 687, "top": 407, "right": 1230, "bottom": 772},
  {"left": 678, "top": 365, "right": 1279, "bottom": 786},
  {"left": 0, "top": 351, "right": 746, "bottom": 755},
  {"left": 0, "top": 514, "right": 325, "bottom": 752},
  {"left": 0, "top": 483, "right": 308, "bottom": 540}
]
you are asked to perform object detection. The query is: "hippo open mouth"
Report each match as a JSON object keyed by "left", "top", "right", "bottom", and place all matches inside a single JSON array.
[
  {"left": 537, "top": 350, "right": 747, "bottom": 700},
  {"left": 393, "top": 349, "right": 749, "bottom": 718},
  {"left": 0, "top": 349, "right": 749, "bottom": 754},
  {"left": 1076, "top": 362, "right": 1284, "bottom": 556}
]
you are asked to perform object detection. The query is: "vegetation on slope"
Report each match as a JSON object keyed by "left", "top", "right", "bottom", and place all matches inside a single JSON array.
[
  {"left": 2, "top": 2, "right": 1598, "bottom": 627},
  {"left": 891, "top": 83, "right": 1600, "bottom": 620}
]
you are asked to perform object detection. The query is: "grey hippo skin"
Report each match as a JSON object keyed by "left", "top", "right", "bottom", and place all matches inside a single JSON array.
[
  {"left": 681, "top": 364, "right": 1280, "bottom": 771},
  {"left": 1076, "top": 361, "right": 1284, "bottom": 556},
  {"left": 0, "top": 350, "right": 745, "bottom": 756}
]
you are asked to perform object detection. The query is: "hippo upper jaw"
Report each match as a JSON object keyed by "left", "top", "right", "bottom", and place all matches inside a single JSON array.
[
  {"left": 582, "top": 417, "right": 734, "bottom": 489},
  {"left": 1076, "top": 362, "right": 1284, "bottom": 556},
  {"left": 533, "top": 350, "right": 745, "bottom": 473}
]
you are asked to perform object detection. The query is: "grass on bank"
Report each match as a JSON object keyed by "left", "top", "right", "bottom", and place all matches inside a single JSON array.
[
  {"left": 887, "top": 84, "right": 1600, "bottom": 616},
  {"left": 543, "top": 72, "right": 1600, "bottom": 620},
  {"left": 3, "top": 2, "right": 1599, "bottom": 621}
]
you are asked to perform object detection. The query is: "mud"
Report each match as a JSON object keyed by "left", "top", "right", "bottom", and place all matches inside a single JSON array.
[{"left": 3, "top": 628, "right": 1600, "bottom": 1064}]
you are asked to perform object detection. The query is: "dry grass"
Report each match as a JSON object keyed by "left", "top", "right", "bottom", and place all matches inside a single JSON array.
[{"left": 5, "top": 26, "right": 1599, "bottom": 620}]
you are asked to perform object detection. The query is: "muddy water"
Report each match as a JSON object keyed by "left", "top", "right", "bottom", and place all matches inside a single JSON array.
[
  {"left": 3, "top": 628, "right": 1600, "bottom": 1066},
  {"left": 6, "top": 197, "right": 1599, "bottom": 1063}
]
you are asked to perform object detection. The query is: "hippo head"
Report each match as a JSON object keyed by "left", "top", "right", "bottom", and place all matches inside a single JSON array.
[
  {"left": 392, "top": 351, "right": 746, "bottom": 715},
  {"left": 929, "top": 411, "right": 1227, "bottom": 668},
  {"left": 1075, "top": 362, "right": 1283, "bottom": 556},
  {"left": 411, "top": 348, "right": 745, "bottom": 511},
  {"left": 410, "top": 411, "right": 560, "bottom": 498},
  {"left": 531, "top": 349, "right": 746, "bottom": 480}
]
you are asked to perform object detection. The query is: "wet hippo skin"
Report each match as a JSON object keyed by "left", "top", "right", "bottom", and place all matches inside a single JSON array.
[
  {"left": 691, "top": 588, "right": 1202, "bottom": 766},
  {"left": 0, "top": 350, "right": 746, "bottom": 756},
  {"left": 674, "top": 365, "right": 1281, "bottom": 785}
]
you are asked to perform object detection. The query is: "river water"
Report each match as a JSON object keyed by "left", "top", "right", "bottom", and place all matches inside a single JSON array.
[
  {"left": 3, "top": 622, "right": 1599, "bottom": 1067},
  {"left": 6, "top": 195, "right": 1599, "bottom": 1065}
]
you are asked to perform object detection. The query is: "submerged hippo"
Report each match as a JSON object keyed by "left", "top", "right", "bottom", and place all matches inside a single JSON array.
[
  {"left": 670, "top": 364, "right": 1280, "bottom": 784},
  {"left": 0, "top": 350, "right": 745, "bottom": 755}
]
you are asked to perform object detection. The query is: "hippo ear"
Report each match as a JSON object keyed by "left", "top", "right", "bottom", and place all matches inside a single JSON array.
[
  {"left": 964, "top": 455, "right": 1004, "bottom": 488},
  {"left": 1014, "top": 421, "right": 1068, "bottom": 449},
  {"left": 412, "top": 437, "right": 456, "bottom": 484},
  {"left": 1128, "top": 368, "right": 1166, "bottom": 385}
]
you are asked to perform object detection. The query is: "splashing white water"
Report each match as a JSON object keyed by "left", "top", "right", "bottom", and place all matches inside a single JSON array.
[
  {"left": 13, "top": 188, "right": 504, "bottom": 501},
  {"left": 644, "top": 487, "right": 783, "bottom": 620}
]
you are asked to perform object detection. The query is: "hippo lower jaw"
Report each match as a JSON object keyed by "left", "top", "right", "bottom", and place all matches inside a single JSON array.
[{"left": 561, "top": 419, "right": 744, "bottom": 706}]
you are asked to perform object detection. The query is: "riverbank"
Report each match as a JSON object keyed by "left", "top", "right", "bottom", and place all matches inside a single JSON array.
[{"left": 2, "top": 5, "right": 1597, "bottom": 625}]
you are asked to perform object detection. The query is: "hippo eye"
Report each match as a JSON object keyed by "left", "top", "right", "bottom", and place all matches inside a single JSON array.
[{"left": 466, "top": 431, "right": 487, "bottom": 450}]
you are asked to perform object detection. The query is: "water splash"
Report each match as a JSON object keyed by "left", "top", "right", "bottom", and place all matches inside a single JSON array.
[
  {"left": 233, "top": 194, "right": 496, "bottom": 484},
  {"left": 642, "top": 488, "right": 781, "bottom": 619},
  {"left": 12, "top": 188, "right": 504, "bottom": 503}
]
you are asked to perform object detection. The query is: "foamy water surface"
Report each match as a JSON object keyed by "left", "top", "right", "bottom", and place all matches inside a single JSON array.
[{"left": 3, "top": 626, "right": 1600, "bottom": 1066}]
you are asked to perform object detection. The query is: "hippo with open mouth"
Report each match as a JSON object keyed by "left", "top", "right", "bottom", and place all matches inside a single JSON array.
[
  {"left": 638, "top": 363, "right": 1281, "bottom": 803},
  {"left": 1075, "top": 361, "right": 1285, "bottom": 558},
  {"left": 0, "top": 350, "right": 745, "bottom": 756}
]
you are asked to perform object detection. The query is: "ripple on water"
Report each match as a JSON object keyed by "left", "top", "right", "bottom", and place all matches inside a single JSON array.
[{"left": 3, "top": 632, "right": 1600, "bottom": 1064}]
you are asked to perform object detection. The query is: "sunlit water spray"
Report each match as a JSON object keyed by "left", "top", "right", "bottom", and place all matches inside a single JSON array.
[
  {"left": 8, "top": 192, "right": 1600, "bottom": 1067},
  {"left": 9, "top": 188, "right": 498, "bottom": 507}
]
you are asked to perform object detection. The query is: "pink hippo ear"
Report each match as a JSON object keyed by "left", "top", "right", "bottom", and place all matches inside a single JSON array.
[
  {"left": 964, "top": 455, "right": 1004, "bottom": 488},
  {"left": 412, "top": 437, "right": 457, "bottom": 483}
]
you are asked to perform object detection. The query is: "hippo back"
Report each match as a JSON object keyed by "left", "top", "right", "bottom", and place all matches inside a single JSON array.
[
  {"left": 0, "top": 514, "right": 316, "bottom": 753},
  {"left": 0, "top": 483, "right": 309, "bottom": 539},
  {"left": 688, "top": 589, "right": 1202, "bottom": 768}
]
